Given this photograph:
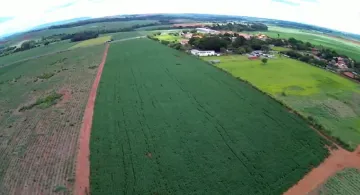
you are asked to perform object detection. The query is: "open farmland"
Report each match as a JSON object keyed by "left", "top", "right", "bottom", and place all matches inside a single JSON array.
[
  {"left": 0, "top": 45, "right": 105, "bottom": 194},
  {"left": 316, "top": 168, "right": 360, "bottom": 195},
  {"left": 6, "top": 20, "right": 159, "bottom": 43},
  {"left": 0, "top": 41, "right": 75, "bottom": 67},
  {"left": 249, "top": 26, "right": 360, "bottom": 61},
  {"left": 90, "top": 38, "right": 330, "bottom": 194},
  {"left": 204, "top": 55, "right": 360, "bottom": 150},
  {"left": 70, "top": 36, "right": 111, "bottom": 49},
  {"left": 106, "top": 31, "right": 141, "bottom": 40}
]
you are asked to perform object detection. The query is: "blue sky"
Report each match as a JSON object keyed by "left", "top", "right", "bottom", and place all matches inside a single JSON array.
[{"left": 0, "top": 0, "right": 359, "bottom": 37}]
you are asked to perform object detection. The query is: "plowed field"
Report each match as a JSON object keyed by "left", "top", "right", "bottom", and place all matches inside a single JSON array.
[{"left": 0, "top": 45, "right": 105, "bottom": 194}]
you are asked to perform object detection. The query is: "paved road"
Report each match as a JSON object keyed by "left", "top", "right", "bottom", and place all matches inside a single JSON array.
[{"left": 0, "top": 36, "right": 146, "bottom": 68}]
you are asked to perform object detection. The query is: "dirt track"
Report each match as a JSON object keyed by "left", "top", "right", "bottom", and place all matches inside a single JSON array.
[
  {"left": 74, "top": 43, "right": 109, "bottom": 195},
  {"left": 284, "top": 145, "right": 360, "bottom": 195}
]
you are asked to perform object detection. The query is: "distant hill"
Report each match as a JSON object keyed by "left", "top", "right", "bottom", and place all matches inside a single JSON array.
[
  {"left": 0, "top": 17, "right": 91, "bottom": 40},
  {"left": 30, "top": 17, "right": 91, "bottom": 31}
]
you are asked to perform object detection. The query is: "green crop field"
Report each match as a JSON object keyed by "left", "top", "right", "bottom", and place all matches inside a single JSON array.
[
  {"left": 249, "top": 26, "right": 360, "bottom": 61},
  {"left": 0, "top": 41, "right": 75, "bottom": 67},
  {"left": 90, "top": 38, "right": 330, "bottom": 194},
  {"left": 106, "top": 31, "right": 141, "bottom": 40},
  {"left": 317, "top": 168, "right": 360, "bottom": 195},
  {"left": 203, "top": 55, "right": 360, "bottom": 150}
]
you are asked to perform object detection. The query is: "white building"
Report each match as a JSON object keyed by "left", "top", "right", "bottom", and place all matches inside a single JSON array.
[
  {"left": 190, "top": 49, "right": 217, "bottom": 57},
  {"left": 196, "top": 28, "right": 218, "bottom": 34}
]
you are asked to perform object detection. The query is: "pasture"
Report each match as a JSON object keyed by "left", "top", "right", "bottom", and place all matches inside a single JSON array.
[
  {"left": 155, "top": 33, "right": 182, "bottom": 42},
  {"left": 250, "top": 26, "right": 360, "bottom": 61},
  {"left": 316, "top": 168, "right": 360, "bottom": 195},
  {"left": 70, "top": 36, "right": 111, "bottom": 49},
  {"left": 203, "top": 55, "right": 360, "bottom": 150},
  {"left": 0, "top": 45, "right": 105, "bottom": 194},
  {"left": 90, "top": 38, "right": 330, "bottom": 194}
]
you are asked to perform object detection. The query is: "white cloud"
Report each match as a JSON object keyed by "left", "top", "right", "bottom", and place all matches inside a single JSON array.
[{"left": 0, "top": 0, "right": 359, "bottom": 37}]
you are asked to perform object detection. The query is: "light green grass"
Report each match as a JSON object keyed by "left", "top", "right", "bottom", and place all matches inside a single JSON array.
[
  {"left": 90, "top": 38, "right": 330, "bottom": 195},
  {"left": 318, "top": 168, "right": 360, "bottom": 195},
  {"left": 272, "top": 46, "right": 291, "bottom": 52},
  {"left": 248, "top": 26, "right": 360, "bottom": 61},
  {"left": 155, "top": 34, "right": 182, "bottom": 42},
  {"left": 203, "top": 55, "right": 360, "bottom": 149},
  {"left": 70, "top": 36, "right": 111, "bottom": 49}
]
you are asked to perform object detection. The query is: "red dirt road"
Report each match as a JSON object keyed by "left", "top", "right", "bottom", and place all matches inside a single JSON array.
[
  {"left": 74, "top": 43, "right": 110, "bottom": 195},
  {"left": 284, "top": 145, "right": 360, "bottom": 195}
]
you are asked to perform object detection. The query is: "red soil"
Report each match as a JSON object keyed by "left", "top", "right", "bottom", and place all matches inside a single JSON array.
[
  {"left": 74, "top": 43, "right": 109, "bottom": 195},
  {"left": 57, "top": 88, "right": 71, "bottom": 106},
  {"left": 284, "top": 145, "right": 360, "bottom": 195}
]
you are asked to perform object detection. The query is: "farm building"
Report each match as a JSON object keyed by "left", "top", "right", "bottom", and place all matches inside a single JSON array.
[
  {"left": 190, "top": 49, "right": 218, "bottom": 56},
  {"left": 180, "top": 39, "right": 189, "bottom": 45},
  {"left": 237, "top": 33, "right": 253, "bottom": 40},
  {"left": 196, "top": 28, "right": 219, "bottom": 34},
  {"left": 248, "top": 56, "right": 259, "bottom": 60},
  {"left": 343, "top": 72, "right": 355, "bottom": 78}
]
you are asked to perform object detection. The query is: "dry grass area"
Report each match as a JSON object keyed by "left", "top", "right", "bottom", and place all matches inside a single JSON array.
[{"left": 0, "top": 45, "right": 105, "bottom": 194}]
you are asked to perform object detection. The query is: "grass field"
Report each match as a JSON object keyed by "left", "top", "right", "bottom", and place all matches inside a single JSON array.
[
  {"left": 203, "top": 55, "right": 360, "bottom": 150},
  {"left": 90, "top": 38, "right": 330, "bottom": 194},
  {"left": 316, "top": 168, "right": 360, "bottom": 195},
  {"left": 249, "top": 26, "right": 360, "bottom": 61},
  {"left": 155, "top": 33, "right": 182, "bottom": 42},
  {"left": 70, "top": 36, "right": 111, "bottom": 49},
  {"left": 272, "top": 46, "right": 291, "bottom": 52},
  {"left": 0, "top": 41, "right": 75, "bottom": 67},
  {"left": 0, "top": 45, "right": 105, "bottom": 194}
]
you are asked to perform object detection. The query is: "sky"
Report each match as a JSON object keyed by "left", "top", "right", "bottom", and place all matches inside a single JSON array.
[{"left": 0, "top": 0, "right": 359, "bottom": 37}]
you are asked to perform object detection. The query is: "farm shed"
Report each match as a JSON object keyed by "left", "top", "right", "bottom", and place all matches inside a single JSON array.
[{"left": 190, "top": 49, "right": 217, "bottom": 57}]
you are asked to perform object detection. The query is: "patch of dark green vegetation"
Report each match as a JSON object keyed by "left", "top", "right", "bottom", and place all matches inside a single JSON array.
[
  {"left": 37, "top": 72, "right": 55, "bottom": 79},
  {"left": 53, "top": 185, "right": 67, "bottom": 193},
  {"left": 19, "top": 92, "right": 62, "bottom": 112},
  {"left": 88, "top": 65, "right": 98, "bottom": 69}
]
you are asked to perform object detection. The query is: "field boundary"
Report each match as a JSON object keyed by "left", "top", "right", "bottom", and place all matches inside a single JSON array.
[
  {"left": 74, "top": 43, "right": 109, "bottom": 195},
  {"left": 200, "top": 59, "right": 350, "bottom": 150}
]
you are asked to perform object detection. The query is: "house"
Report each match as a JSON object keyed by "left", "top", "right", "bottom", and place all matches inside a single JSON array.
[
  {"left": 343, "top": 72, "right": 355, "bottom": 78},
  {"left": 180, "top": 39, "right": 189, "bottom": 45},
  {"left": 237, "top": 33, "right": 252, "bottom": 40},
  {"left": 248, "top": 55, "right": 259, "bottom": 60},
  {"left": 257, "top": 34, "right": 268, "bottom": 41},
  {"left": 190, "top": 49, "right": 217, "bottom": 56},
  {"left": 183, "top": 33, "right": 193, "bottom": 39}
]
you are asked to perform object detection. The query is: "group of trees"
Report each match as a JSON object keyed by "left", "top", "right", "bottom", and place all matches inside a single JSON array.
[
  {"left": 208, "top": 22, "right": 268, "bottom": 32},
  {"left": 282, "top": 50, "right": 328, "bottom": 67},
  {"left": 188, "top": 33, "right": 269, "bottom": 53}
]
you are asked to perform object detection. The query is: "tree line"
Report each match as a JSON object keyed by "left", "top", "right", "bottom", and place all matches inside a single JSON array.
[{"left": 208, "top": 23, "right": 268, "bottom": 32}]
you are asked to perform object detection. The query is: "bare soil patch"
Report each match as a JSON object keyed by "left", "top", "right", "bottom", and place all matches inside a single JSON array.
[
  {"left": 284, "top": 145, "right": 360, "bottom": 195},
  {"left": 74, "top": 43, "right": 109, "bottom": 195},
  {"left": 0, "top": 45, "right": 105, "bottom": 195}
]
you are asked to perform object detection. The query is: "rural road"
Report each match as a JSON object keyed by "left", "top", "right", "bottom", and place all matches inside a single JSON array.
[{"left": 0, "top": 36, "right": 146, "bottom": 68}]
